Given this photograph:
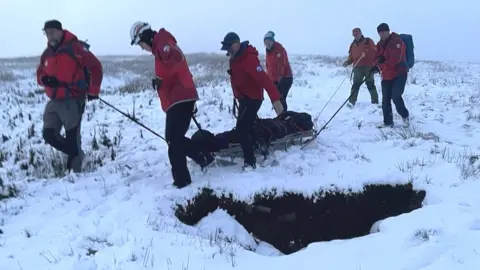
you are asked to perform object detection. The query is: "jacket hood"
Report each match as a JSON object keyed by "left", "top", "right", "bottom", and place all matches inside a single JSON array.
[
  {"left": 232, "top": 41, "right": 258, "bottom": 58},
  {"left": 389, "top": 32, "right": 400, "bottom": 40},
  {"left": 244, "top": 42, "right": 259, "bottom": 56},
  {"left": 155, "top": 28, "right": 177, "bottom": 44},
  {"left": 62, "top": 30, "right": 78, "bottom": 43},
  {"left": 152, "top": 28, "right": 177, "bottom": 56}
]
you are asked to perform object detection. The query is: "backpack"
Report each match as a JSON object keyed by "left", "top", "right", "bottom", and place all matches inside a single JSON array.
[{"left": 399, "top": 34, "right": 415, "bottom": 69}]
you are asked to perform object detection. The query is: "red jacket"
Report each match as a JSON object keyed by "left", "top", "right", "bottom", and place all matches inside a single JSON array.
[
  {"left": 229, "top": 42, "right": 280, "bottom": 102},
  {"left": 376, "top": 32, "right": 408, "bottom": 80},
  {"left": 36, "top": 30, "right": 103, "bottom": 99},
  {"left": 347, "top": 36, "right": 376, "bottom": 67},
  {"left": 152, "top": 28, "right": 198, "bottom": 112},
  {"left": 265, "top": 41, "right": 293, "bottom": 82}
]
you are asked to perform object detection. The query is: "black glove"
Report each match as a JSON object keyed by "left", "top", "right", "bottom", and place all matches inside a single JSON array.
[
  {"left": 87, "top": 95, "right": 99, "bottom": 101},
  {"left": 152, "top": 78, "right": 163, "bottom": 90},
  {"left": 227, "top": 69, "right": 232, "bottom": 76},
  {"left": 370, "top": 66, "right": 380, "bottom": 74},
  {"left": 41, "top": 76, "right": 60, "bottom": 88},
  {"left": 377, "top": 55, "right": 386, "bottom": 64}
]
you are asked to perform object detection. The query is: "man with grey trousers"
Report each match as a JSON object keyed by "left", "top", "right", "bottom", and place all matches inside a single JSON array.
[{"left": 37, "top": 20, "right": 103, "bottom": 172}]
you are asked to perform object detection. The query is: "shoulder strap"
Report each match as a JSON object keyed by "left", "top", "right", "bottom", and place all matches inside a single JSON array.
[
  {"left": 59, "top": 41, "right": 90, "bottom": 91},
  {"left": 63, "top": 41, "right": 89, "bottom": 74}
]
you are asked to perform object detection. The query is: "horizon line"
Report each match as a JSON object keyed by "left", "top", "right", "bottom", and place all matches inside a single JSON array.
[{"left": 0, "top": 52, "right": 477, "bottom": 65}]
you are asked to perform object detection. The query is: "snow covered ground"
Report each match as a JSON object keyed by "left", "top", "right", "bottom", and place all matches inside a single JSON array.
[{"left": 1, "top": 53, "right": 480, "bottom": 269}]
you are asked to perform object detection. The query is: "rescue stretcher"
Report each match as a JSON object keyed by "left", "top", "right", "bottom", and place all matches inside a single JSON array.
[
  {"left": 191, "top": 111, "right": 318, "bottom": 164},
  {"left": 214, "top": 128, "right": 318, "bottom": 162}
]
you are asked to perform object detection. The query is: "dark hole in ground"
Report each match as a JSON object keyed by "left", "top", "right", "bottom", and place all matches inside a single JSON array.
[{"left": 175, "top": 183, "right": 426, "bottom": 255}]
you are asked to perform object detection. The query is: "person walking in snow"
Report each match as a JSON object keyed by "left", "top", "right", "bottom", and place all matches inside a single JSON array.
[
  {"left": 263, "top": 31, "right": 293, "bottom": 111},
  {"left": 343, "top": 27, "right": 379, "bottom": 107},
  {"left": 374, "top": 23, "right": 410, "bottom": 128},
  {"left": 37, "top": 20, "right": 103, "bottom": 173},
  {"left": 129, "top": 21, "right": 214, "bottom": 188},
  {"left": 220, "top": 32, "right": 284, "bottom": 170}
]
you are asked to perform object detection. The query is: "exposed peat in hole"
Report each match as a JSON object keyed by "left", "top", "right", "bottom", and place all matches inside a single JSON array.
[{"left": 175, "top": 183, "right": 426, "bottom": 255}]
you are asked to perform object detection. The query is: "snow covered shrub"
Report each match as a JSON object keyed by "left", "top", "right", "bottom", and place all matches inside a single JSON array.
[
  {"left": 0, "top": 70, "right": 17, "bottom": 82},
  {"left": 117, "top": 76, "right": 151, "bottom": 93}
]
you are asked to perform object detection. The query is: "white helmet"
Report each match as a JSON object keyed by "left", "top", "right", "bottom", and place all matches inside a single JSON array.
[{"left": 130, "top": 21, "right": 151, "bottom": 45}]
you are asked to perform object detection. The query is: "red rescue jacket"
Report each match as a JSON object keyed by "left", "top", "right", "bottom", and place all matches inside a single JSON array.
[
  {"left": 265, "top": 41, "right": 293, "bottom": 82},
  {"left": 36, "top": 30, "right": 103, "bottom": 99},
  {"left": 152, "top": 28, "right": 198, "bottom": 112},
  {"left": 376, "top": 32, "right": 408, "bottom": 80},
  {"left": 229, "top": 42, "right": 280, "bottom": 102}
]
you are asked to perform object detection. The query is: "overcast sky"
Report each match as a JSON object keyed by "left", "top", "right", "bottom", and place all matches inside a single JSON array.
[{"left": 1, "top": 0, "right": 477, "bottom": 62}]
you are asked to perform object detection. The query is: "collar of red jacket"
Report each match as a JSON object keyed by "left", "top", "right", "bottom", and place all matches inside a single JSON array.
[
  {"left": 379, "top": 32, "right": 399, "bottom": 45},
  {"left": 230, "top": 41, "right": 252, "bottom": 61},
  {"left": 266, "top": 41, "right": 279, "bottom": 53}
]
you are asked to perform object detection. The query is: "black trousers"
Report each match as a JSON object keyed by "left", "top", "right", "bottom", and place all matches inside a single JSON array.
[
  {"left": 165, "top": 101, "right": 205, "bottom": 187},
  {"left": 235, "top": 98, "right": 262, "bottom": 165},
  {"left": 381, "top": 74, "right": 409, "bottom": 125},
  {"left": 276, "top": 77, "right": 293, "bottom": 111}
]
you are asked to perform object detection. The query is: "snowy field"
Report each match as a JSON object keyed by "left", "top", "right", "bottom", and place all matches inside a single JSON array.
[{"left": 1, "top": 53, "right": 480, "bottom": 269}]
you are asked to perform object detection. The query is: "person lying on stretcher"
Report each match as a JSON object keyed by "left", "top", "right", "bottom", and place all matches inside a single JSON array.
[{"left": 191, "top": 111, "right": 314, "bottom": 154}]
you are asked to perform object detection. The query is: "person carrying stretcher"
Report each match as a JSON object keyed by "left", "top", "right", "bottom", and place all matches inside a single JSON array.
[
  {"left": 129, "top": 21, "right": 214, "bottom": 188},
  {"left": 220, "top": 32, "right": 284, "bottom": 170}
]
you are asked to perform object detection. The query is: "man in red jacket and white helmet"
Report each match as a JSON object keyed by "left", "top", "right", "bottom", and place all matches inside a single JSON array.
[{"left": 129, "top": 21, "right": 213, "bottom": 188}]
